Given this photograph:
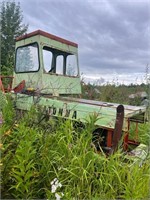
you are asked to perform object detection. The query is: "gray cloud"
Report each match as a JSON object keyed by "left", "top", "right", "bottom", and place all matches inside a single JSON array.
[{"left": 19, "top": 0, "right": 150, "bottom": 83}]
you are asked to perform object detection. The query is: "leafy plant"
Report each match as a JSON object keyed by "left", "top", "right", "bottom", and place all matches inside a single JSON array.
[
  {"left": 0, "top": 0, "right": 28, "bottom": 75},
  {"left": 1, "top": 97, "right": 150, "bottom": 199}
]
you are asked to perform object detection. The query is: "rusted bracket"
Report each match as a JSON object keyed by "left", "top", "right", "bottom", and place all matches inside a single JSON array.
[
  {"left": 110, "top": 105, "right": 124, "bottom": 154},
  {"left": 13, "top": 80, "right": 25, "bottom": 93}
]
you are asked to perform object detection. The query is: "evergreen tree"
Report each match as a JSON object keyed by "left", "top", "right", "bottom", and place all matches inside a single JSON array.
[{"left": 0, "top": 1, "right": 28, "bottom": 75}]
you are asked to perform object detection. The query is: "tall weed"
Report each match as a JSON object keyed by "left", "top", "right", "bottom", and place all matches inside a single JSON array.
[{"left": 1, "top": 102, "right": 150, "bottom": 199}]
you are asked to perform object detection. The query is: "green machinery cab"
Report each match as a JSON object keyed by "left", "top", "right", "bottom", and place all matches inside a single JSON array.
[{"left": 13, "top": 30, "right": 81, "bottom": 96}]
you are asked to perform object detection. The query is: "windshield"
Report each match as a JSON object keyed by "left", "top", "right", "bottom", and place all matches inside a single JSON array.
[{"left": 15, "top": 43, "right": 39, "bottom": 73}]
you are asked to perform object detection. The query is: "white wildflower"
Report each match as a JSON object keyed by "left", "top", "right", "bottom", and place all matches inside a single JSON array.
[
  {"left": 51, "top": 178, "right": 62, "bottom": 194},
  {"left": 55, "top": 192, "right": 64, "bottom": 200},
  {"left": 51, "top": 184, "right": 57, "bottom": 193}
]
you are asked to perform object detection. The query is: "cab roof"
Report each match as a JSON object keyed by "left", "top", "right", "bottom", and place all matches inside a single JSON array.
[{"left": 16, "top": 29, "right": 78, "bottom": 48}]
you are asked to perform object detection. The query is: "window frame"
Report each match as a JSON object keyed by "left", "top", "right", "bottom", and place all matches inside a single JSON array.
[
  {"left": 42, "top": 45, "right": 79, "bottom": 77},
  {"left": 15, "top": 42, "right": 40, "bottom": 74}
]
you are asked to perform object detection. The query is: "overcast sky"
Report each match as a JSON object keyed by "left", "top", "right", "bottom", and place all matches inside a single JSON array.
[{"left": 18, "top": 0, "right": 149, "bottom": 85}]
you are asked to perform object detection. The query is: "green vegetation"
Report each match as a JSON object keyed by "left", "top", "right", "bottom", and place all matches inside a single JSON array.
[
  {"left": 81, "top": 81, "right": 149, "bottom": 106},
  {"left": 0, "top": 1, "right": 28, "bottom": 75},
  {"left": 1, "top": 96, "right": 150, "bottom": 199}
]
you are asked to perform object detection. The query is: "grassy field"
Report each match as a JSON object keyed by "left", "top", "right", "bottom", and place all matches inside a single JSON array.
[{"left": 1, "top": 93, "right": 150, "bottom": 199}]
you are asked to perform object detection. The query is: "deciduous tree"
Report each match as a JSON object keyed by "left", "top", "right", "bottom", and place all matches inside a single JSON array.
[{"left": 0, "top": 1, "right": 28, "bottom": 75}]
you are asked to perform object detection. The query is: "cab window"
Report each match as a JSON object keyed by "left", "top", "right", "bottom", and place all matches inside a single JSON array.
[
  {"left": 42, "top": 46, "right": 78, "bottom": 76},
  {"left": 66, "top": 55, "right": 78, "bottom": 76},
  {"left": 15, "top": 43, "right": 39, "bottom": 73},
  {"left": 43, "top": 48, "right": 53, "bottom": 73}
]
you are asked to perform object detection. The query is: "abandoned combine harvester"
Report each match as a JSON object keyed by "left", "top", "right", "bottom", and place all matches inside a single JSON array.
[{"left": 0, "top": 30, "right": 148, "bottom": 156}]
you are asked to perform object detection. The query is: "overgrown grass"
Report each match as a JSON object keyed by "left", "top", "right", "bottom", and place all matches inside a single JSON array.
[
  {"left": 81, "top": 82, "right": 149, "bottom": 106},
  {"left": 1, "top": 98, "right": 150, "bottom": 199}
]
